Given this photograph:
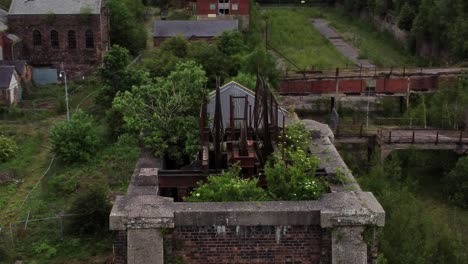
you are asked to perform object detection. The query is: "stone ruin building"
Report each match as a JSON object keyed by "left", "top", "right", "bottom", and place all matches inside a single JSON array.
[{"left": 110, "top": 77, "right": 385, "bottom": 264}]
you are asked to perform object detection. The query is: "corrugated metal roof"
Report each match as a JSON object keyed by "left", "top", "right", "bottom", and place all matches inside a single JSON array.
[
  {"left": 153, "top": 20, "right": 238, "bottom": 37},
  {"left": 0, "top": 66, "right": 15, "bottom": 89},
  {"left": 9, "top": 0, "right": 102, "bottom": 15}
]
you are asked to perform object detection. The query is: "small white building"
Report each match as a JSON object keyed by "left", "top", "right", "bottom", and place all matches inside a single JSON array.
[
  {"left": 207, "top": 81, "right": 288, "bottom": 129},
  {"left": 0, "top": 65, "right": 21, "bottom": 105}
]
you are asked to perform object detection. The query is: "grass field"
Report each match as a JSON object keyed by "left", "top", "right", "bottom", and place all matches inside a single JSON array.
[
  {"left": 319, "top": 7, "right": 425, "bottom": 67},
  {"left": 263, "top": 7, "right": 426, "bottom": 69},
  {"left": 0, "top": 79, "right": 139, "bottom": 263},
  {"left": 264, "top": 8, "right": 352, "bottom": 71}
]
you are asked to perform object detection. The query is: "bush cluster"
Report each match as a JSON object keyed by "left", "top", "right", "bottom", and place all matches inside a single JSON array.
[
  {"left": 50, "top": 110, "right": 102, "bottom": 164},
  {"left": 0, "top": 135, "right": 18, "bottom": 162}
]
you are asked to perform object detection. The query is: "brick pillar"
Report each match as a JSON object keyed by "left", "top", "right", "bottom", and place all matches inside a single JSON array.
[
  {"left": 331, "top": 226, "right": 367, "bottom": 264},
  {"left": 127, "top": 229, "right": 164, "bottom": 264}
]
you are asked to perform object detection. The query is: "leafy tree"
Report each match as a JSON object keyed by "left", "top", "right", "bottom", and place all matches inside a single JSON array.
[
  {"left": 50, "top": 110, "right": 102, "bottom": 164},
  {"left": 106, "top": 0, "right": 147, "bottom": 55},
  {"left": 160, "top": 36, "right": 189, "bottom": 58},
  {"left": 398, "top": 3, "right": 415, "bottom": 31},
  {"left": 0, "top": 135, "right": 17, "bottom": 162},
  {"left": 265, "top": 147, "right": 325, "bottom": 201},
  {"left": 185, "top": 165, "right": 269, "bottom": 202},
  {"left": 139, "top": 49, "right": 181, "bottom": 78},
  {"left": 66, "top": 185, "right": 111, "bottom": 236},
  {"left": 113, "top": 61, "right": 208, "bottom": 163},
  {"left": 215, "top": 31, "right": 246, "bottom": 56},
  {"left": 242, "top": 48, "right": 280, "bottom": 88},
  {"left": 444, "top": 156, "right": 468, "bottom": 208},
  {"left": 188, "top": 41, "right": 233, "bottom": 84},
  {"left": 97, "top": 45, "right": 150, "bottom": 108},
  {"left": 224, "top": 72, "right": 257, "bottom": 90},
  {"left": 359, "top": 156, "right": 466, "bottom": 264}
]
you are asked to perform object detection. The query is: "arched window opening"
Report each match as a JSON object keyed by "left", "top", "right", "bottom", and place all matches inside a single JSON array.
[
  {"left": 33, "top": 30, "right": 41, "bottom": 46},
  {"left": 50, "top": 30, "right": 59, "bottom": 48},
  {"left": 85, "top": 30, "right": 94, "bottom": 48},
  {"left": 68, "top": 30, "right": 76, "bottom": 49}
]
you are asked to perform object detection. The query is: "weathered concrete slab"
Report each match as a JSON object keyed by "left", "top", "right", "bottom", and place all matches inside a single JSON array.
[
  {"left": 110, "top": 195, "right": 175, "bottom": 230},
  {"left": 127, "top": 229, "right": 163, "bottom": 264}
]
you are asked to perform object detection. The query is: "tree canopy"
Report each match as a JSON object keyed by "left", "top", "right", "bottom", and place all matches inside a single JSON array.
[{"left": 113, "top": 61, "right": 208, "bottom": 163}]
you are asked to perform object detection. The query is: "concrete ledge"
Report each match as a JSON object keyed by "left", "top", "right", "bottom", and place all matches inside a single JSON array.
[
  {"left": 110, "top": 191, "right": 384, "bottom": 230},
  {"left": 174, "top": 201, "right": 322, "bottom": 226},
  {"left": 320, "top": 192, "right": 385, "bottom": 228},
  {"left": 110, "top": 195, "right": 175, "bottom": 230}
]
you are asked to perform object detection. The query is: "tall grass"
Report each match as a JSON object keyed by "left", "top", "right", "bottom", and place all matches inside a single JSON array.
[
  {"left": 319, "top": 7, "right": 427, "bottom": 67},
  {"left": 264, "top": 8, "right": 352, "bottom": 70}
]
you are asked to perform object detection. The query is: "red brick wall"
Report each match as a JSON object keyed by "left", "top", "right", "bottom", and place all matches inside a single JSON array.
[
  {"left": 196, "top": 0, "right": 249, "bottom": 15},
  {"left": 164, "top": 225, "right": 329, "bottom": 264},
  {"left": 114, "top": 231, "right": 127, "bottom": 264},
  {"left": 7, "top": 4, "right": 109, "bottom": 79}
]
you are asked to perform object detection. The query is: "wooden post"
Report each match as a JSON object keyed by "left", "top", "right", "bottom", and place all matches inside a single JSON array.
[
  {"left": 335, "top": 68, "right": 340, "bottom": 111},
  {"left": 435, "top": 131, "right": 439, "bottom": 145},
  {"left": 388, "top": 131, "right": 392, "bottom": 144},
  {"left": 459, "top": 131, "right": 463, "bottom": 145},
  {"left": 282, "top": 115, "right": 286, "bottom": 160},
  {"left": 411, "top": 131, "right": 415, "bottom": 144},
  {"left": 360, "top": 124, "right": 363, "bottom": 138}
]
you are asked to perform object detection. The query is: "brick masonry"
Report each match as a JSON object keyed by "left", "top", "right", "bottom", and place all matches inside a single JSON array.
[
  {"left": 7, "top": 2, "right": 109, "bottom": 79},
  {"left": 115, "top": 231, "right": 127, "bottom": 264},
  {"left": 163, "top": 225, "right": 330, "bottom": 264}
]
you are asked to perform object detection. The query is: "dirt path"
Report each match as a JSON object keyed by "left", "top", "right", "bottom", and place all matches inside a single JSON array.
[{"left": 312, "top": 18, "right": 375, "bottom": 68}]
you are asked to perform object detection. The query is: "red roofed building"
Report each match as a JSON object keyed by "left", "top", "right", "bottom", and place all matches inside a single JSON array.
[{"left": 195, "top": 0, "right": 249, "bottom": 29}]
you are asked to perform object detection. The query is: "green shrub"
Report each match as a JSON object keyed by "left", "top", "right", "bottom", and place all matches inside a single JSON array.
[
  {"left": 66, "top": 185, "right": 111, "bottom": 236},
  {"left": 265, "top": 147, "right": 326, "bottom": 201},
  {"left": 50, "top": 110, "right": 102, "bottom": 164},
  {"left": 48, "top": 170, "right": 80, "bottom": 196},
  {"left": 32, "top": 242, "right": 57, "bottom": 258},
  {"left": 283, "top": 121, "right": 311, "bottom": 151},
  {"left": 0, "top": 135, "right": 18, "bottom": 162},
  {"left": 185, "top": 165, "right": 269, "bottom": 202},
  {"left": 444, "top": 156, "right": 468, "bottom": 208}
]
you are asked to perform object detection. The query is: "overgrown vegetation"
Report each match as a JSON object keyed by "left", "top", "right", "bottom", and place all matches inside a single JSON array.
[
  {"left": 335, "top": 0, "right": 468, "bottom": 62},
  {"left": 187, "top": 146, "right": 326, "bottom": 202},
  {"left": 113, "top": 61, "right": 207, "bottom": 165},
  {"left": 186, "top": 123, "right": 327, "bottom": 202},
  {"left": 106, "top": 0, "right": 147, "bottom": 55},
  {"left": 0, "top": 135, "right": 18, "bottom": 162},
  {"left": 185, "top": 165, "right": 270, "bottom": 202},
  {"left": 405, "top": 72, "right": 468, "bottom": 129},
  {"left": 264, "top": 8, "right": 351, "bottom": 70},
  {"left": 319, "top": 7, "right": 424, "bottom": 67},
  {"left": 340, "top": 147, "right": 468, "bottom": 263},
  {"left": 50, "top": 110, "right": 102, "bottom": 164}
]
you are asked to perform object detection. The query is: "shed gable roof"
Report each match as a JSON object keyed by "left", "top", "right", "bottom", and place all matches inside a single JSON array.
[
  {"left": 153, "top": 20, "right": 239, "bottom": 38},
  {"left": 9, "top": 0, "right": 102, "bottom": 15},
  {"left": 0, "top": 66, "right": 15, "bottom": 89}
]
